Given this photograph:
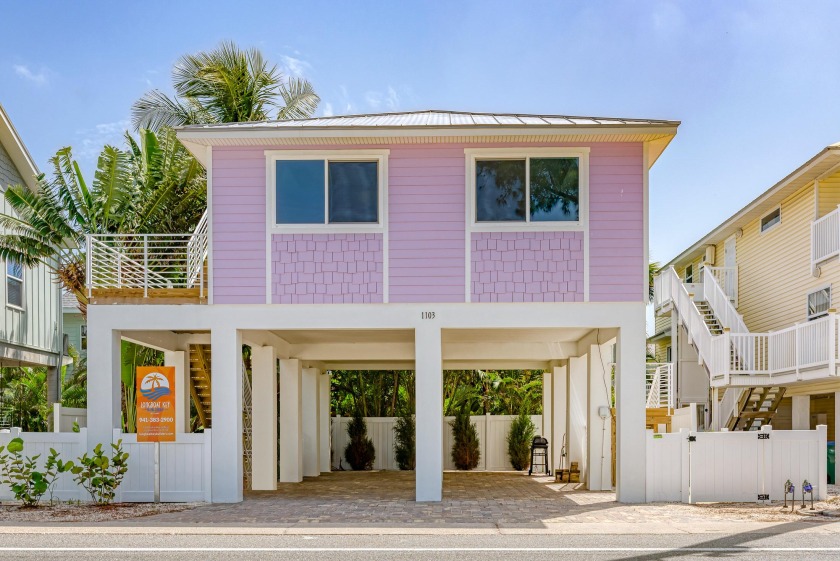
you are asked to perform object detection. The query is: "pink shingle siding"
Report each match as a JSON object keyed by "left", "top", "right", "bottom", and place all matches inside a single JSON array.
[
  {"left": 471, "top": 232, "right": 583, "bottom": 302},
  {"left": 271, "top": 234, "right": 383, "bottom": 303}
]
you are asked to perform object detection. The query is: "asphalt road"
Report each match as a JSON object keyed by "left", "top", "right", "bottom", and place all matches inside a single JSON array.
[{"left": 1, "top": 532, "right": 840, "bottom": 560}]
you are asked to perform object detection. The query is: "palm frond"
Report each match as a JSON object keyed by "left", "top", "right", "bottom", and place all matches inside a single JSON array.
[{"left": 277, "top": 77, "right": 320, "bottom": 120}]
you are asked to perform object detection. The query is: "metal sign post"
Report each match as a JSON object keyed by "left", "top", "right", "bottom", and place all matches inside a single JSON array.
[{"left": 154, "top": 442, "right": 160, "bottom": 503}]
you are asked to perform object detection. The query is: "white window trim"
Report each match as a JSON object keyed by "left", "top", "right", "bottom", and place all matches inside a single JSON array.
[
  {"left": 80, "top": 324, "right": 88, "bottom": 351},
  {"left": 6, "top": 260, "right": 24, "bottom": 311},
  {"left": 806, "top": 284, "right": 831, "bottom": 320},
  {"left": 760, "top": 206, "right": 782, "bottom": 234},
  {"left": 265, "top": 149, "right": 390, "bottom": 234},
  {"left": 464, "top": 147, "right": 590, "bottom": 232}
]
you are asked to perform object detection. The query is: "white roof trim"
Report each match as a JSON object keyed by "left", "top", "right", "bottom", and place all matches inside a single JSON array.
[{"left": 0, "top": 104, "right": 39, "bottom": 191}]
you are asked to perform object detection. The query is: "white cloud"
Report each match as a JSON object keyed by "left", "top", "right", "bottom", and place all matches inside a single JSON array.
[
  {"left": 13, "top": 64, "right": 48, "bottom": 85},
  {"left": 280, "top": 55, "right": 312, "bottom": 78},
  {"left": 75, "top": 119, "right": 131, "bottom": 163},
  {"left": 365, "top": 86, "right": 402, "bottom": 111},
  {"left": 323, "top": 102, "right": 334, "bottom": 117}
]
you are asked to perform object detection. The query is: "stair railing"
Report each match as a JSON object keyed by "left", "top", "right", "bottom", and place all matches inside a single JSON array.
[
  {"left": 702, "top": 267, "right": 748, "bottom": 334},
  {"left": 706, "top": 266, "right": 739, "bottom": 307},
  {"left": 658, "top": 267, "right": 717, "bottom": 372},
  {"left": 186, "top": 210, "right": 209, "bottom": 295},
  {"left": 645, "top": 363, "right": 673, "bottom": 409}
]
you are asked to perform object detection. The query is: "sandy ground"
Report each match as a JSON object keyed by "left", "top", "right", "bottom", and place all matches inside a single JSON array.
[{"left": 0, "top": 501, "right": 199, "bottom": 523}]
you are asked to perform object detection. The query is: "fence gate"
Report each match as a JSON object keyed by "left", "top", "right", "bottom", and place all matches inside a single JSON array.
[{"left": 688, "top": 430, "right": 766, "bottom": 502}]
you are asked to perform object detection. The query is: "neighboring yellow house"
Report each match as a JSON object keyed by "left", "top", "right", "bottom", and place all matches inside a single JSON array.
[{"left": 652, "top": 142, "right": 840, "bottom": 476}]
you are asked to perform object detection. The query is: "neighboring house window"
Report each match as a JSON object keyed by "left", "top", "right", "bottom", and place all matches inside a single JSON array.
[
  {"left": 6, "top": 260, "right": 23, "bottom": 309},
  {"left": 760, "top": 207, "right": 781, "bottom": 232},
  {"left": 807, "top": 286, "right": 831, "bottom": 320},
  {"left": 666, "top": 346, "right": 672, "bottom": 362},
  {"left": 80, "top": 325, "right": 87, "bottom": 351},
  {"left": 269, "top": 151, "right": 388, "bottom": 231},
  {"left": 466, "top": 148, "right": 589, "bottom": 230},
  {"left": 684, "top": 264, "right": 694, "bottom": 283}
]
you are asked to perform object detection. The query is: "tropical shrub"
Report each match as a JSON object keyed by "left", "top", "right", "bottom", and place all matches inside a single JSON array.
[
  {"left": 70, "top": 440, "right": 129, "bottom": 505},
  {"left": 0, "top": 438, "right": 70, "bottom": 506},
  {"left": 393, "top": 413, "right": 415, "bottom": 470},
  {"left": 344, "top": 411, "right": 375, "bottom": 470},
  {"left": 450, "top": 407, "right": 480, "bottom": 470},
  {"left": 507, "top": 411, "right": 535, "bottom": 471}
]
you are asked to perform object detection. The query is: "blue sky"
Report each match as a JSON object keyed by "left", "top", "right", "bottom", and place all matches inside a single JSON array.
[{"left": 2, "top": 1, "right": 840, "bottom": 265}]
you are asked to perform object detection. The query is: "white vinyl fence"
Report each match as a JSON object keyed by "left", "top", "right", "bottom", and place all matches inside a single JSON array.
[
  {"left": 331, "top": 415, "right": 543, "bottom": 471},
  {"left": 53, "top": 404, "right": 87, "bottom": 432},
  {"left": 646, "top": 426, "right": 828, "bottom": 503},
  {"left": 0, "top": 428, "right": 88, "bottom": 501}
]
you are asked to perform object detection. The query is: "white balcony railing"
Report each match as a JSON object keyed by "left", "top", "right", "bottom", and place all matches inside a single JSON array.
[
  {"left": 645, "top": 363, "right": 674, "bottom": 409},
  {"left": 812, "top": 205, "right": 840, "bottom": 271},
  {"left": 706, "top": 266, "right": 738, "bottom": 308}
]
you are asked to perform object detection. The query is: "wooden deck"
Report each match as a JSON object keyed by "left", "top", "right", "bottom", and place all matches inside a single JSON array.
[{"left": 89, "top": 288, "right": 207, "bottom": 305}]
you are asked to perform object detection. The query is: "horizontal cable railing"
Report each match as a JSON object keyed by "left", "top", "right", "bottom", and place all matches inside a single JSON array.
[
  {"left": 812, "top": 205, "right": 840, "bottom": 270},
  {"left": 186, "top": 210, "right": 209, "bottom": 288}
]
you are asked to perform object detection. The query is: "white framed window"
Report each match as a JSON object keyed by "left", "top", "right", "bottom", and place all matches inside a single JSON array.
[
  {"left": 80, "top": 324, "right": 87, "bottom": 351},
  {"left": 665, "top": 346, "right": 672, "bottom": 362},
  {"left": 807, "top": 285, "right": 831, "bottom": 320},
  {"left": 6, "top": 259, "right": 23, "bottom": 309},
  {"left": 465, "top": 148, "right": 589, "bottom": 231},
  {"left": 266, "top": 150, "right": 389, "bottom": 233},
  {"left": 684, "top": 264, "right": 694, "bottom": 283},
  {"left": 760, "top": 207, "right": 781, "bottom": 233}
]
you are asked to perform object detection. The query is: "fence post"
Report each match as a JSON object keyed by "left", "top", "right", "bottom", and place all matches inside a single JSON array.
[
  {"left": 143, "top": 236, "right": 149, "bottom": 298},
  {"left": 818, "top": 425, "right": 828, "bottom": 500},
  {"left": 759, "top": 425, "right": 772, "bottom": 504},
  {"left": 723, "top": 329, "right": 731, "bottom": 386},
  {"left": 112, "top": 428, "right": 123, "bottom": 503},
  {"left": 645, "top": 429, "right": 653, "bottom": 503},
  {"left": 829, "top": 311, "right": 837, "bottom": 376},
  {"left": 204, "top": 428, "right": 213, "bottom": 502},
  {"left": 680, "top": 429, "right": 690, "bottom": 504}
]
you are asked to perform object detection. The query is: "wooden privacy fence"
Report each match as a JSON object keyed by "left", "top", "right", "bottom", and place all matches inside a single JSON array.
[
  {"left": 331, "top": 415, "right": 543, "bottom": 471},
  {"left": 646, "top": 426, "right": 828, "bottom": 503}
]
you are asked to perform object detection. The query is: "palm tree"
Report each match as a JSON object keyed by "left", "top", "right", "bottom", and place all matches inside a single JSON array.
[
  {"left": 131, "top": 41, "right": 320, "bottom": 131},
  {"left": 0, "top": 128, "right": 205, "bottom": 316},
  {"left": 649, "top": 261, "right": 661, "bottom": 303}
]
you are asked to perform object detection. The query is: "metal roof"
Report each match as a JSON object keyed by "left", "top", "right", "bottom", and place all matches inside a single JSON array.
[
  {"left": 62, "top": 291, "right": 80, "bottom": 312},
  {"left": 178, "top": 109, "right": 679, "bottom": 131}
]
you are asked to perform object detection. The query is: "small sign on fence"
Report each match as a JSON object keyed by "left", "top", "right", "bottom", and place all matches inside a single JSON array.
[{"left": 136, "top": 366, "right": 176, "bottom": 443}]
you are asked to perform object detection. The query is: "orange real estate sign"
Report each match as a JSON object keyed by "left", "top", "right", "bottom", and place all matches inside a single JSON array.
[{"left": 136, "top": 366, "right": 176, "bottom": 442}]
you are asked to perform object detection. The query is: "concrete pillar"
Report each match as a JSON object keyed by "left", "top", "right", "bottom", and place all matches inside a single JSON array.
[
  {"left": 615, "top": 314, "right": 647, "bottom": 503},
  {"left": 164, "top": 350, "right": 190, "bottom": 434},
  {"left": 542, "top": 371, "right": 552, "bottom": 440},
  {"left": 415, "top": 325, "right": 442, "bottom": 501},
  {"left": 278, "top": 358, "right": 303, "bottom": 483},
  {"left": 587, "top": 342, "right": 613, "bottom": 491},
  {"left": 792, "top": 395, "right": 810, "bottom": 430},
  {"left": 86, "top": 325, "right": 121, "bottom": 451},
  {"left": 251, "top": 345, "right": 277, "bottom": 490},
  {"left": 210, "top": 326, "right": 243, "bottom": 503},
  {"left": 319, "top": 371, "right": 331, "bottom": 473},
  {"left": 302, "top": 367, "right": 321, "bottom": 478},
  {"left": 567, "top": 355, "right": 588, "bottom": 480},
  {"left": 552, "top": 364, "right": 568, "bottom": 471},
  {"left": 710, "top": 387, "right": 720, "bottom": 431}
]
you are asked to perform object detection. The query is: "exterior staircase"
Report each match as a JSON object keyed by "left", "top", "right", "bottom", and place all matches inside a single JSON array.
[
  {"left": 726, "top": 386, "right": 786, "bottom": 431},
  {"left": 189, "top": 344, "right": 212, "bottom": 429},
  {"left": 695, "top": 301, "right": 724, "bottom": 335}
]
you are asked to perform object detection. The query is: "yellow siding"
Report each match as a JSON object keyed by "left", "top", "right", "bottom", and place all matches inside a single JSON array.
[
  {"left": 735, "top": 180, "right": 840, "bottom": 332},
  {"left": 818, "top": 171, "right": 840, "bottom": 218}
]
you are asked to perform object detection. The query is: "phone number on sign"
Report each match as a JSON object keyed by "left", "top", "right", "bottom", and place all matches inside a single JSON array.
[{"left": 138, "top": 417, "right": 174, "bottom": 423}]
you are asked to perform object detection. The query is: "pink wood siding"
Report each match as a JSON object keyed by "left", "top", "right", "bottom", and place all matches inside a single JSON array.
[
  {"left": 471, "top": 232, "right": 583, "bottom": 302},
  {"left": 212, "top": 147, "right": 267, "bottom": 304},
  {"left": 388, "top": 146, "right": 466, "bottom": 303},
  {"left": 587, "top": 143, "right": 644, "bottom": 302},
  {"left": 271, "top": 234, "right": 383, "bottom": 303}
]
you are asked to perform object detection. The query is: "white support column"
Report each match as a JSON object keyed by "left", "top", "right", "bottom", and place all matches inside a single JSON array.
[
  {"left": 710, "top": 387, "right": 720, "bottom": 431},
  {"left": 670, "top": 308, "right": 679, "bottom": 407},
  {"left": 415, "top": 325, "right": 442, "bottom": 502},
  {"left": 319, "top": 371, "right": 331, "bottom": 473},
  {"left": 542, "top": 371, "right": 552, "bottom": 440},
  {"left": 278, "top": 358, "right": 303, "bottom": 483},
  {"left": 792, "top": 395, "right": 810, "bottom": 430},
  {"left": 210, "top": 326, "right": 243, "bottom": 503},
  {"left": 587, "top": 342, "right": 613, "bottom": 491},
  {"left": 567, "top": 356, "right": 588, "bottom": 480},
  {"left": 251, "top": 345, "right": 277, "bottom": 490},
  {"left": 302, "top": 367, "right": 321, "bottom": 478},
  {"left": 552, "top": 364, "right": 568, "bottom": 471},
  {"left": 86, "top": 325, "right": 121, "bottom": 452},
  {"left": 615, "top": 313, "right": 647, "bottom": 503},
  {"left": 164, "top": 350, "right": 190, "bottom": 434}
]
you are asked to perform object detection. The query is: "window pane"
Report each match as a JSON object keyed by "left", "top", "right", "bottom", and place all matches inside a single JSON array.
[
  {"left": 7, "top": 278, "right": 22, "bottom": 308},
  {"left": 761, "top": 208, "right": 780, "bottom": 231},
  {"left": 6, "top": 260, "right": 22, "bottom": 279},
  {"left": 809, "top": 288, "right": 830, "bottom": 317},
  {"left": 530, "top": 158, "right": 579, "bottom": 222},
  {"left": 328, "top": 161, "right": 378, "bottom": 223},
  {"left": 476, "top": 160, "right": 526, "bottom": 222},
  {"left": 276, "top": 160, "right": 325, "bottom": 224}
]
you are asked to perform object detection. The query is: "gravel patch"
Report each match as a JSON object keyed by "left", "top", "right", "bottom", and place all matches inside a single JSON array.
[{"left": 0, "top": 502, "right": 199, "bottom": 523}]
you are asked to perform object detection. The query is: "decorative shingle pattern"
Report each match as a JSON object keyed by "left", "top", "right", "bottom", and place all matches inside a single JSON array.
[
  {"left": 471, "top": 231, "right": 584, "bottom": 302},
  {"left": 272, "top": 234, "right": 383, "bottom": 304}
]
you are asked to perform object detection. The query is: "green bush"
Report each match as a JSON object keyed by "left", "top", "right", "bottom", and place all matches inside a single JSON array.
[
  {"left": 70, "top": 440, "right": 129, "bottom": 505},
  {"left": 507, "top": 412, "right": 535, "bottom": 471},
  {"left": 0, "top": 438, "right": 70, "bottom": 507},
  {"left": 393, "top": 413, "right": 415, "bottom": 470},
  {"left": 450, "top": 407, "right": 480, "bottom": 470},
  {"left": 344, "top": 411, "right": 375, "bottom": 470}
]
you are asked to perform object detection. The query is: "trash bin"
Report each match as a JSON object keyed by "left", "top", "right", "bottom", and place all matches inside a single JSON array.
[{"left": 829, "top": 441, "right": 835, "bottom": 485}]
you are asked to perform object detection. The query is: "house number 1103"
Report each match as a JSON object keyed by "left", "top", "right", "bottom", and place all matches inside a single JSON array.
[{"left": 421, "top": 312, "right": 436, "bottom": 319}]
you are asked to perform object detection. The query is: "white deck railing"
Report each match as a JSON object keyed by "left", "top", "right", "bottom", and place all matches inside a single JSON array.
[
  {"left": 706, "top": 266, "right": 738, "bottom": 307},
  {"left": 645, "top": 363, "right": 674, "bottom": 409},
  {"left": 812, "top": 205, "right": 840, "bottom": 271},
  {"left": 86, "top": 211, "right": 208, "bottom": 298},
  {"left": 702, "top": 267, "right": 748, "bottom": 334}
]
